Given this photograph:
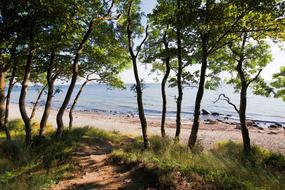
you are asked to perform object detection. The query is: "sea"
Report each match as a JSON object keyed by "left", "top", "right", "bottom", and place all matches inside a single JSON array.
[{"left": 10, "top": 83, "right": 285, "bottom": 126}]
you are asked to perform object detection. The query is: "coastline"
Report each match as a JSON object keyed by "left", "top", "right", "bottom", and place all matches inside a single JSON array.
[{"left": 8, "top": 103, "right": 285, "bottom": 154}]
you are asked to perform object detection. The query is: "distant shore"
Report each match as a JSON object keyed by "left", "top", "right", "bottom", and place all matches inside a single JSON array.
[{"left": 8, "top": 103, "right": 285, "bottom": 154}]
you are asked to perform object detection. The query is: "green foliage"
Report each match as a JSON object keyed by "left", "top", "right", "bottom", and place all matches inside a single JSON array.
[{"left": 271, "top": 66, "right": 285, "bottom": 101}]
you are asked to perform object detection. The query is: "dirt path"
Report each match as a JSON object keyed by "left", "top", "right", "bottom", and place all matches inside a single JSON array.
[{"left": 51, "top": 137, "right": 157, "bottom": 190}]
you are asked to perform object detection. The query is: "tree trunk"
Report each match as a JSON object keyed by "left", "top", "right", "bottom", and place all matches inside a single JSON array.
[
  {"left": 69, "top": 80, "right": 88, "bottom": 129},
  {"left": 126, "top": 2, "right": 149, "bottom": 149},
  {"left": 40, "top": 52, "right": 55, "bottom": 136},
  {"left": 175, "top": 0, "right": 183, "bottom": 140},
  {"left": 239, "top": 85, "right": 251, "bottom": 154},
  {"left": 19, "top": 46, "right": 35, "bottom": 145},
  {"left": 160, "top": 29, "right": 171, "bottom": 138},
  {"left": 4, "top": 63, "right": 17, "bottom": 141},
  {"left": 29, "top": 84, "right": 47, "bottom": 121},
  {"left": 133, "top": 57, "right": 149, "bottom": 149},
  {"left": 3, "top": 46, "right": 17, "bottom": 141},
  {"left": 0, "top": 71, "right": 7, "bottom": 138},
  {"left": 236, "top": 32, "right": 251, "bottom": 155},
  {"left": 56, "top": 20, "right": 94, "bottom": 139},
  {"left": 188, "top": 35, "right": 208, "bottom": 149}
]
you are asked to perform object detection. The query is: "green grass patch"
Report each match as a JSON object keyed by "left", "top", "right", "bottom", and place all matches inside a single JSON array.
[
  {"left": 0, "top": 123, "right": 89, "bottom": 189},
  {"left": 0, "top": 122, "right": 126, "bottom": 190},
  {"left": 111, "top": 136, "right": 285, "bottom": 190},
  {"left": 1, "top": 122, "right": 284, "bottom": 190}
]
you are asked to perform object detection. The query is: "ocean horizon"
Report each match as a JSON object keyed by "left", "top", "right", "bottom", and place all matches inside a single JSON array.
[{"left": 9, "top": 83, "right": 285, "bottom": 126}]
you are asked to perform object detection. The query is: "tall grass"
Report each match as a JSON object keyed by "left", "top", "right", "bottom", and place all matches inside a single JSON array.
[
  {"left": 112, "top": 136, "right": 285, "bottom": 190},
  {"left": 0, "top": 120, "right": 88, "bottom": 190}
]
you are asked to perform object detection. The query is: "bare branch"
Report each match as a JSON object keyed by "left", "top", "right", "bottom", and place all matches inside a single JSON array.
[
  {"left": 214, "top": 93, "right": 239, "bottom": 113},
  {"left": 135, "top": 25, "right": 149, "bottom": 58}
]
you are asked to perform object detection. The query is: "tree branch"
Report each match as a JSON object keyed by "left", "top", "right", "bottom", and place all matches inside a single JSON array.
[
  {"left": 214, "top": 93, "right": 239, "bottom": 113},
  {"left": 135, "top": 25, "right": 149, "bottom": 58},
  {"left": 247, "top": 69, "right": 262, "bottom": 88}
]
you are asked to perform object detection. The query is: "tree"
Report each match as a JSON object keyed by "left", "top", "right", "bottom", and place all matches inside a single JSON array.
[
  {"left": 142, "top": 0, "right": 175, "bottom": 137},
  {"left": 214, "top": 36, "right": 272, "bottom": 154},
  {"left": 56, "top": 0, "right": 120, "bottom": 139},
  {"left": 68, "top": 29, "right": 128, "bottom": 128},
  {"left": 121, "top": 0, "right": 150, "bottom": 148},
  {"left": 188, "top": 0, "right": 283, "bottom": 150}
]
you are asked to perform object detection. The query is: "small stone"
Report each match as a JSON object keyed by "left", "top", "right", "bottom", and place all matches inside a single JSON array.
[
  {"left": 204, "top": 119, "right": 217, "bottom": 125},
  {"left": 217, "top": 119, "right": 223, "bottom": 122},
  {"left": 201, "top": 109, "right": 211, "bottom": 115},
  {"left": 235, "top": 124, "right": 241, "bottom": 129},
  {"left": 211, "top": 112, "right": 220, "bottom": 116},
  {"left": 257, "top": 126, "right": 264, "bottom": 130},
  {"left": 268, "top": 131, "right": 279, "bottom": 135},
  {"left": 246, "top": 120, "right": 254, "bottom": 126},
  {"left": 124, "top": 179, "right": 132, "bottom": 183},
  {"left": 274, "top": 122, "right": 282, "bottom": 127},
  {"left": 258, "top": 130, "right": 264, "bottom": 133},
  {"left": 269, "top": 124, "right": 280, "bottom": 129}
]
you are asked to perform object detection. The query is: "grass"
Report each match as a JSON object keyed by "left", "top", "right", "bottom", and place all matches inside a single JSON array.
[
  {"left": 0, "top": 120, "right": 126, "bottom": 190},
  {"left": 1, "top": 121, "right": 284, "bottom": 190},
  {"left": 111, "top": 136, "right": 285, "bottom": 190}
]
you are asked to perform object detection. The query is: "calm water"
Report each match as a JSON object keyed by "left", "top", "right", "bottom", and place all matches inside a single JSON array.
[{"left": 10, "top": 83, "right": 285, "bottom": 124}]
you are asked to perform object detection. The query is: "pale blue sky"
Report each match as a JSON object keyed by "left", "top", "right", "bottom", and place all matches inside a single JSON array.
[{"left": 119, "top": 0, "right": 285, "bottom": 83}]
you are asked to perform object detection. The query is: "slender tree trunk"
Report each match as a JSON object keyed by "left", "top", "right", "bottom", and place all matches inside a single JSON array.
[
  {"left": 56, "top": 20, "right": 94, "bottom": 139},
  {"left": 29, "top": 84, "right": 47, "bottom": 121},
  {"left": 175, "top": 0, "right": 183, "bottom": 140},
  {"left": 69, "top": 80, "right": 88, "bottom": 129},
  {"left": 188, "top": 35, "right": 208, "bottom": 149},
  {"left": 161, "top": 30, "right": 171, "bottom": 138},
  {"left": 3, "top": 46, "right": 17, "bottom": 141},
  {"left": 0, "top": 71, "right": 7, "bottom": 138},
  {"left": 19, "top": 46, "right": 35, "bottom": 145},
  {"left": 239, "top": 85, "right": 251, "bottom": 154},
  {"left": 40, "top": 52, "right": 55, "bottom": 136},
  {"left": 133, "top": 57, "right": 149, "bottom": 149},
  {"left": 236, "top": 32, "right": 251, "bottom": 155},
  {"left": 126, "top": 1, "right": 149, "bottom": 149},
  {"left": 3, "top": 63, "right": 16, "bottom": 141}
]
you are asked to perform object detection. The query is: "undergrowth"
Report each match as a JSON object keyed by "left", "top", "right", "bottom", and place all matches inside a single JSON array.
[
  {"left": 0, "top": 120, "right": 88, "bottom": 190},
  {"left": 1, "top": 121, "right": 284, "bottom": 190},
  {"left": 111, "top": 136, "right": 285, "bottom": 190}
]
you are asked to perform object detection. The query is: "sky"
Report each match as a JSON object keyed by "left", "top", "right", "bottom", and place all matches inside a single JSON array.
[{"left": 119, "top": 0, "right": 285, "bottom": 83}]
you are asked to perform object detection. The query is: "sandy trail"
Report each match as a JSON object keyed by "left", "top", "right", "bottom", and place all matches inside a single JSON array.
[
  {"left": 8, "top": 104, "right": 285, "bottom": 154},
  {"left": 51, "top": 137, "right": 157, "bottom": 190}
]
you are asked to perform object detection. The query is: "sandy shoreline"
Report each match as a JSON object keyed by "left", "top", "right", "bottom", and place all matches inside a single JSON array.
[{"left": 7, "top": 103, "right": 285, "bottom": 154}]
